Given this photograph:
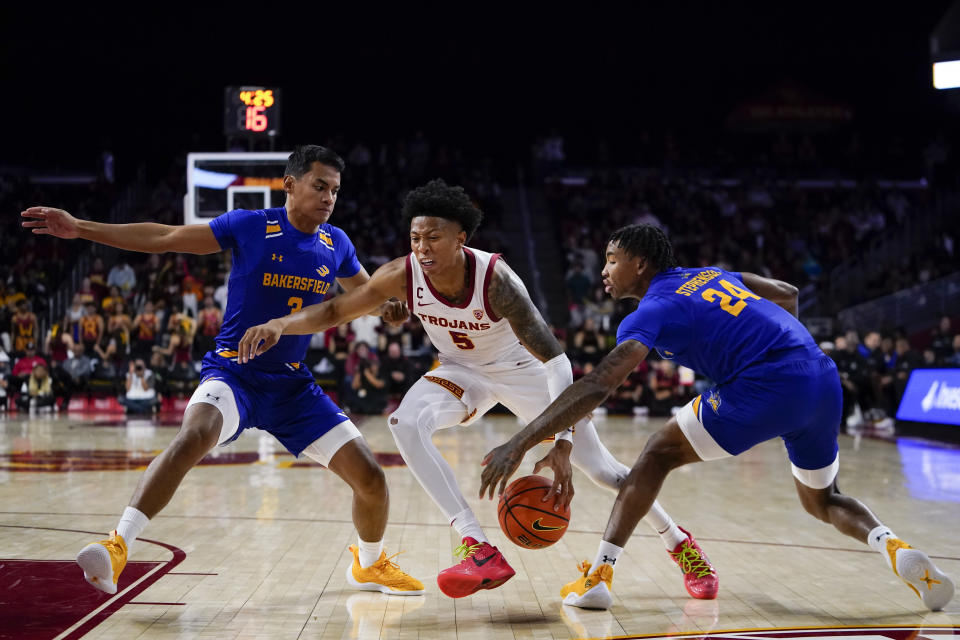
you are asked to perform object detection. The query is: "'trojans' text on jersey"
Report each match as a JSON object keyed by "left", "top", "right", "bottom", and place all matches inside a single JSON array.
[
  {"left": 262, "top": 272, "right": 332, "bottom": 295},
  {"left": 416, "top": 313, "right": 491, "bottom": 331}
]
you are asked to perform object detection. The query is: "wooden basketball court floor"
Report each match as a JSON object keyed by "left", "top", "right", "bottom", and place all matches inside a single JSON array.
[{"left": 0, "top": 410, "right": 957, "bottom": 639}]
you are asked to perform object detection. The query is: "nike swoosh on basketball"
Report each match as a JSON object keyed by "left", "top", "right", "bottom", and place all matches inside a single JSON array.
[{"left": 531, "top": 518, "right": 563, "bottom": 532}]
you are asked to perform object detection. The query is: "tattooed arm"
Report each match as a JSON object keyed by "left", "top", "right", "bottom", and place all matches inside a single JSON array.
[
  {"left": 518, "top": 340, "right": 650, "bottom": 446},
  {"left": 486, "top": 258, "right": 577, "bottom": 503},
  {"left": 487, "top": 260, "right": 563, "bottom": 362},
  {"left": 480, "top": 339, "right": 651, "bottom": 499}
]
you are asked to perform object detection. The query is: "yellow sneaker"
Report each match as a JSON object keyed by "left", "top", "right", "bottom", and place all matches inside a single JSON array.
[
  {"left": 346, "top": 544, "right": 425, "bottom": 596},
  {"left": 560, "top": 561, "right": 613, "bottom": 609},
  {"left": 76, "top": 530, "right": 128, "bottom": 595},
  {"left": 887, "top": 538, "right": 955, "bottom": 611}
]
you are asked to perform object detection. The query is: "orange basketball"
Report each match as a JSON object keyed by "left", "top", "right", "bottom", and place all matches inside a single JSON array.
[{"left": 497, "top": 474, "right": 571, "bottom": 549}]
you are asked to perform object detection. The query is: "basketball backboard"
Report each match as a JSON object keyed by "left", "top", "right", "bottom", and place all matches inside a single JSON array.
[{"left": 184, "top": 152, "right": 290, "bottom": 225}]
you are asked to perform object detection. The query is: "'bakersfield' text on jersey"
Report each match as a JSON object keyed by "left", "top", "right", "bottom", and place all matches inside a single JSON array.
[{"left": 209, "top": 207, "right": 360, "bottom": 368}]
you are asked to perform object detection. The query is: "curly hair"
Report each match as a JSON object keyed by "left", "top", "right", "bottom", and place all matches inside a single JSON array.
[
  {"left": 401, "top": 179, "right": 483, "bottom": 240},
  {"left": 608, "top": 224, "right": 678, "bottom": 272},
  {"left": 285, "top": 145, "right": 345, "bottom": 178}
]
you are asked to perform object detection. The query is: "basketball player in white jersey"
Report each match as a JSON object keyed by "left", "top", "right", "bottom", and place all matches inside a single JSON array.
[{"left": 238, "top": 179, "right": 718, "bottom": 600}]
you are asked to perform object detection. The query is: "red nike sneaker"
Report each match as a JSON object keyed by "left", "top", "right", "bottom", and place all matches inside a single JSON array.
[
  {"left": 437, "top": 537, "right": 516, "bottom": 598},
  {"left": 668, "top": 527, "right": 719, "bottom": 599}
]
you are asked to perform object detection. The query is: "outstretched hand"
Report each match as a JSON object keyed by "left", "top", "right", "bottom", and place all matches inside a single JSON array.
[
  {"left": 531, "top": 441, "right": 574, "bottom": 512},
  {"left": 238, "top": 319, "right": 284, "bottom": 363},
  {"left": 479, "top": 439, "right": 526, "bottom": 501},
  {"left": 21, "top": 207, "right": 81, "bottom": 239}
]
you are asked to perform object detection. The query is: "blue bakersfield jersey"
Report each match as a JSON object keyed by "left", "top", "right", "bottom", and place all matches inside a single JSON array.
[
  {"left": 209, "top": 206, "right": 361, "bottom": 369},
  {"left": 616, "top": 267, "right": 821, "bottom": 384}
]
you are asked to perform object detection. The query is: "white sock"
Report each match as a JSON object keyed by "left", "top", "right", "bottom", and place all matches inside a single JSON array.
[
  {"left": 115, "top": 506, "right": 149, "bottom": 555},
  {"left": 643, "top": 501, "right": 688, "bottom": 550},
  {"left": 357, "top": 538, "right": 384, "bottom": 569},
  {"left": 867, "top": 525, "right": 897, "bottom": 568},
  {"left": 592, "top": 540, "right": 623, "bottom": 570},
  {"left": 451, "top": 508, "right": 487, "bottom": 544}
]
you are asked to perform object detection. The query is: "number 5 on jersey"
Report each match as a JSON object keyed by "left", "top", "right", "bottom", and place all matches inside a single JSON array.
[
  {"left": 701, "top": 279, "right": 759, "bottom": 317},
  {"left": 449, "top": 330, "right": 475, "bottom": 350}
]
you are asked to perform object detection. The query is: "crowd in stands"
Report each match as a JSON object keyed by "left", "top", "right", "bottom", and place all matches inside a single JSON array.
[
  {"left": 1, "top": 130, "right": 957, "bottom": 421},
  {"left": 555, "top": 173, "right": 939, "bottom": 314},
  {"left": 551, "top": 125, "right": 958, "bottom": 312},
  {"left": 0, "top": 254, "right": 442, "bottom": 415},
  {"left": 0, "top": 133, "right": 508, "bottom": 415},
  {"left": 823, "top": 317, "right": 960, "bottom": 431},
  {"left": 547, "top": 129, "right": 958, "bottom": 420}
]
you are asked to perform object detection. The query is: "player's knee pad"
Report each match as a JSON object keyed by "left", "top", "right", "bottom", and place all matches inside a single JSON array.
[
  {"left": 389, "top": 393, "right": 465, "bottom": 441},
  {"left": 388, "top": 403, "right": 425, "bottom": 458},
  {"left": 302, "top": 420, "right": 363, "bottom": 467},
  {"left": 388, "top": 402, "right": 433, "bottom": 444},
  {"left": 186, "top": 379, "right": 241, "bottom": 446}
]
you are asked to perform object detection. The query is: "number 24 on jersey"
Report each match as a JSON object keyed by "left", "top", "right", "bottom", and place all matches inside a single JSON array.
[{"left": 700, "top": 279, "right": 759, "bottom": 317}]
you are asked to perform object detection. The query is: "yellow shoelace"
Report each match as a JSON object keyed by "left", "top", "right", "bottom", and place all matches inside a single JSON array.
[
  {"left": 98, "top": 532, "right": 126, "bottom": 558},
  {"left": 453, "top": 541, "right": 482, "bottom": 560},
  {"left": 576, "top": 561, "right": 592, "bottom": 577},
  {"left": 671, "top": 544, "right": 713, "bottom": 578},
  {"left": 373, "top": 550, "right": 406, "bottom": 573}
]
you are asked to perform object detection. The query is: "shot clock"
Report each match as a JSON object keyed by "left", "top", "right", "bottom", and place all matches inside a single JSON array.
[{"left": 224, "top": 86, "right": 281, "bottom": 136}]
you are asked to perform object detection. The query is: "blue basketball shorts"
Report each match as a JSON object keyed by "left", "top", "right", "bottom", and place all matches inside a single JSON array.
[
  {"left": 676, "top": 354, "right": 842, "bottom": 488},
  {"left": 186, "top": 352, "right": 357, "bottom": 458}
]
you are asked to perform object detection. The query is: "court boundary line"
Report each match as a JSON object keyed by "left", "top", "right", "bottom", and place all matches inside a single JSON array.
[{"left": 0, "top": 524, "right": 186, "bottom": 639}]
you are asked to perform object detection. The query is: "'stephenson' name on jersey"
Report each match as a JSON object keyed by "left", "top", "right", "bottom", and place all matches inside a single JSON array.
[
  {"left": 616, "top": 266, "right": 821, "bottom": 384},
  {"left": 209, "top": 206, "right": 360, "bottom": 368},
  {"left": 673, "top": 269, "right": 720, "bottom": 296}
]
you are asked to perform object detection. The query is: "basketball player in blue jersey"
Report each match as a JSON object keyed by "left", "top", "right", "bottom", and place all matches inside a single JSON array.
[
  {"left": 480, "top": 223, "right": 955, "bottom": 611},
  {"left": 20, "top": 145, "right": 424, "bottom": 596}
]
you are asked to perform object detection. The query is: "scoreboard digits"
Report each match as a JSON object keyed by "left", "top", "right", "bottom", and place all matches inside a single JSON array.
[{"left": 224, "top": 86, "right": 281, "bottom": 136}]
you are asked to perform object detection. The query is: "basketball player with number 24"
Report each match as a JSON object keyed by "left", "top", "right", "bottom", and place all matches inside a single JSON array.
[
  {"left": 239, "top": 180, "right": 719, "bottom": 602},
  {"left": 480, "top": 224, "right": 955, "bottom": 612}
]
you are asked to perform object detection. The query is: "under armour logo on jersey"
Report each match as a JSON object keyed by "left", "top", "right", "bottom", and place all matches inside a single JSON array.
[
  {"left": 206, "top": 393, "right": 221, "bottom": 402},
  {"left": 602, "top": 555, "right": 616, "bottom": 565},
  {"left": 316, "top": 265, "right": 330, "bottom": 277},
  {"left": 272, "top": 253, "right": 283, "bottom": 262}
]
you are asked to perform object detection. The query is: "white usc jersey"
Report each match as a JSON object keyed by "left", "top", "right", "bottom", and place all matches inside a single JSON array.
[{"left": 406, "top": 247, "right": 531, "bottom": 367}]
